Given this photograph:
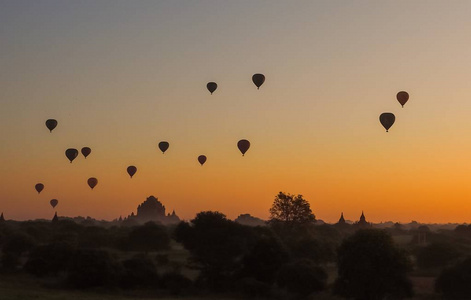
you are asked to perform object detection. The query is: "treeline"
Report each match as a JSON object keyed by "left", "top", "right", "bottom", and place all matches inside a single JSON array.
[{"left": 1, "top": 193, "right": 471, "bottom": 299}]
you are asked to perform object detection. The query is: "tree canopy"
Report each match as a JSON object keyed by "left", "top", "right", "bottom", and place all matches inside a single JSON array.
[
  {"left": 269, "top": 192, "right": 316, "bottom": 225},
  {"left": 333, "top": 229, "right": 413, "bottom": 300}
]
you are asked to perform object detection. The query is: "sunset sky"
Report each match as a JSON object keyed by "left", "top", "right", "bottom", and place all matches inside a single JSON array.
[{"left": 2, "top": 1, "right": 471, "bottom": 223}]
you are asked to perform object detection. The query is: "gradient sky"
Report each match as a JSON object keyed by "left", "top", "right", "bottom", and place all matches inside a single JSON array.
[{"left": 2, "top": 1, "right": 471, "bottom": 223}]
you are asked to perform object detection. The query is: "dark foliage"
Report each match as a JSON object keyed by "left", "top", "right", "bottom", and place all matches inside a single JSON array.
[
  {"left": 120, "top": 254, "right": 158, "bottom": 289},
  {"left": 127, "top": 222, "right": 170, "bottom": 252},
  {"left": 160, "top": 271, "right": 192, "bottom": 295},
  {"left": 175, "top": 211, "right": 251, "bottom": 290},
  {"left": 334, "top": 229, "right": 413, "bottom": 300},
  {"left": 240, "top": 232, "right": 289, "bottom": 284},
  {"left": 235, "top": 277, "right": 272, "bottom": 298},
  {"left": 24, "top": 242, "right": 75, "bottom": 276},
  {"left": 435, "top": 257, "right": 471, "bottom": 299},
  {"left": 2, "top": 232, "right": 36, "bottom": 254},
  {"left": 416, "top": 242, "right": 462, "bottom": 270},
  {"left": 276, "top": 259, "right": 327, "bottom": 297},
  {"left": 67, "top": 248, "right": 122, "bottom": 288},
  {"left": 269, "top": 192, "right": 316, "bottom": 226}
]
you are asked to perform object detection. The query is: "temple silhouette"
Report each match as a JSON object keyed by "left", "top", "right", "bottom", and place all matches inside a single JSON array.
[
  {"left": 123, "top": 196, "right": 180, "bottom": 225},
  {"left": 335, "top": 211, "right": 372, "bottom": 229}
]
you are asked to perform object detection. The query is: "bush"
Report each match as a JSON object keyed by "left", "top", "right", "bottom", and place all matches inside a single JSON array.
[
  {"left": 416, "top": 242, "right": 461, "bottom": 270},
  {"left": 241, "top": 234, "right": 289, "bottom": 284},
  {"left": 155, "top": 254, "right": 169, "bottom": 266},
  {"left": 276, "top": 259, "right": 327, "bottom": 297},
  {"left": 128, "top": 222, "right": 170, "bottom": 252},
  {"left": 67, "top": 249, "right": 122, "bottom": 288},
  {"left": 24, "top": 242, "right": 75, "bottom": 276},
  {"left": 236, "top": 277, "right": 272, "bottom": 298},
  {"left": 436, "top": 257, "right": 471, "bottom": 299},
  {"left": 160, "top": 271, "right": 192, "bottom": 295},
  {"left": 120, "top": 254, "right": 158, "bottom": 289},
  {"left": 334, "top": 229, "right": 413, "bottom": 300}
]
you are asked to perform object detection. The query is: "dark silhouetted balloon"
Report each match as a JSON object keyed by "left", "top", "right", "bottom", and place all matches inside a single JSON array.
[
  {"left": 252, "top": 74, "right": 265, "bottom": 89},
  {"left": 50, "top": 199, "right": 58, "bottom": 208},
  {"left": 198, "top": 155, "right": 207, "bottom": 166},
  {"left": 81, "top": 147, "right": 91, "bottom": 158},
  {"left": 127, "top": 166, "right": 137, "bottom": 178},
  {"left": 65, "top": 148, "right": 79, "bottom": 163},
  {"left": 237, "top": 139, "right": 250, "bottom": 156},
  {"left": 207, "top": 82, "right": 217, "bottom": 95},
  {"left": 158, "top": 141, "right": 169, "bottom": 154},
  {"left": 396, "top": 91, "right": 409, "bottom": 107},
  {"left": 45, "top": 119, "right": 58, "bottom": 132},
  {"left": 87, "top": 177, "right": 98, "bottom": 190},
  {"left": 35, "top": 183, "right": 44, "bottom": 194},
  {"left": 379, "top": 113, "right": 395, "bottom": 132}
]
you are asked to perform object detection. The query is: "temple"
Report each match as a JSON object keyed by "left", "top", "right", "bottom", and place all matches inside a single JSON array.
[
  {"left": 337, "top": 212, "right": 346, "bottom": 225},
  {"left": 124, "top": 196, "right": 180, "bottom": 225},
  {"left": 354, "top": 211, "right": 371, "bottom": 228}
]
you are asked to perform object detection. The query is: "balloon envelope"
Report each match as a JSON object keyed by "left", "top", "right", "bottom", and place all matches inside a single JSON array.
[
  {"left": 158, "top": 141, "right": 169, "bottom": 154},
  {"left": 81, "top": 147, "right": 91, "bottom": 158},
  {"left": 207, "top": 82, "right": 217, "bottom": 95},
  {"left": 50, "top": 199, "right": 58, "bottom": 208},
  {"left": 65, "top": 148, "right": 79, "bottom": 163},
  {"left": 252, "top": 74, "right": 265, "bottom": 89},
  {"left": 127, "top": 166, "right": 137, "bottom": 178},
  {"left": 45, "top": 119, "right": 57, "bottom": 132},
  {"left": 379, "top": 113, "right": 395, "bottom": 132},
  {"left": 87, "top": 177, "right": 98, "bottom": 189},
  {"left": 35, "top": 183, "right": 44, "bottom": 194},
  {"left": 237, "top": 139, "right": 250, "bottom": 156},
  {"left": 396, "top": 91, "right": 409, "bottom": 107},
  {"left": 198, "top": 155, "right": 207, "bottom": 166}
]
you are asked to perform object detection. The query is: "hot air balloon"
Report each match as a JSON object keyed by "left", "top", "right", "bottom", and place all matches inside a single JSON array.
[
  {"left": 35, "top": 183, "right": 44, "bottom": 194},
  {"left": 198, "top": 155, "right": 207, "bottom": 166},
  {"left": 65, "top": 148, "right": 79, "bottom": 163},
  {"left": 252, "top": 74, "right": 265, "bottom": 89},
  {"left": 45, "top": 119, "right": 58, "bottom": 132},
  {"left": 81, "top": 147, "right": 91, "bottom": 158},
  {"left": 396, "top": 91, "right": 409, "bottom": 108},
  {"left": 379, "top": 113, "right": 395, "bottom": 132},
  {"left": 158, "top": 141, "right": 169, "bottom": 154},
  {"left": 237, "top": 139, "right": 251, "bottom": 156},
  {"left": 50, "top": 199, "right": 58, "bottom": 208},
  {"left": 87, "top": 177, "right": 98, "bottom": 190},
  {"left": 207, "top": 82, "right": 217, "bottom": 95},
  {"left": 127, "top": 166, "right": 137, "bottom": 178}
]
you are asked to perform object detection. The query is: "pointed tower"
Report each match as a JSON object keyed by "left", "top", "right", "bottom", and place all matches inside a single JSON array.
[
  {"left": 52, "top": 212, "right": 58, "bottom": 223},
  {"left": 338, "top": 212, "right": 346, "bottom": 225},
  {"left": 356, "top": 211, "right": 370, "bottom": 228},
  {"left": 0, "top": 212, "right": 4, "bottom": 222}
]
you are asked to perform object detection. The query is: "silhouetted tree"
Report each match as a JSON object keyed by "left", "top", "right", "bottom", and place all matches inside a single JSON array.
[
  {"left": 174, "top": 211, "right": 250, "bottom": 290},
  {"left": 120, "top": 254, "right": 158, "bottom": 289},
  {"left": 67, "top": 248, "right": 122, "bottom": 288},
  {"left": 436, "top": 257, "right": 471, "bottom": 299},
  {"left": 1, "top": 232, "right": 35, "bottom": 270},
  {"left": 416, "top": 242, "right": 461, "bottom": 270},
  {"left": 269, "top": 192, "right": 315, "bottom": 226},
  {"left": 128, "top": 222, "right": 170, "bottom": 253},
  {"left": 160, "top": 271, "right": 192, "bottom": 295},
  {"left": 24, "top": 241, "right": 75, "bottom": 276},
  {"left": 240, "top": 232, "right": 289, "bottom": 284},
  {"left": 334, "top": 229, "right": 413, "bottom": 300},
  {"left": 276, "top": 259, "right": 327, "bottom": 297}
]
